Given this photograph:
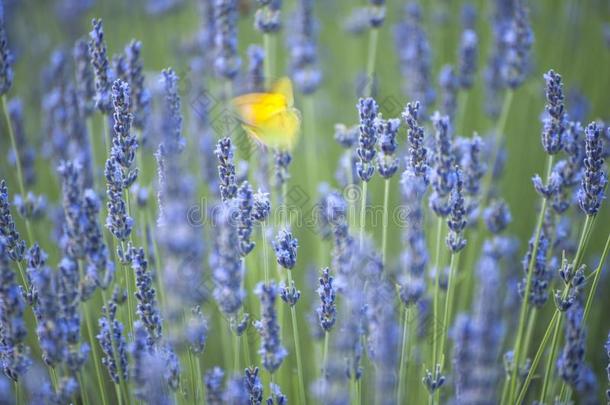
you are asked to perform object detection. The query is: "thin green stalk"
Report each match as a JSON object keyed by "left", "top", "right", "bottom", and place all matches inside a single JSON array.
[
  {"left": 261, "top": 223, "right": 270, "bottom": 284},
  {"left": 480, "top": 90, "right": 514, "bottom": 205},
  {"left": 233, "top": 328, "right": 240, "bottom": 372},
  {"left": 364, "top": 28, "right": 379, "bottom": 97},
  {"left": 78, "top": 261, "right": 108, "bottom": 405},
  {"left": 287, "top": 271, "right": 307, "bottom": 405},
  {"left": 397, "top": 306, "right": 410, "bottom": 403},
  {"left": 430, "top": 217, "right": 444, "bottom": 373},
  {"left": 86, "top": 117, "right": 99, "bottom": 189},
  {"left": 438, "top": 252, "right": 460, "bottom": 370},
  {"left": 539, "top": 309, "right": 562, "bottom": 402},
  {"left": 539, "top": 215, "right": 594, "bottom": 402},
  {"left": 263, "top": 33, "right": 274, "bottom": 88},
  {"left": 583, "top": 232, "right": 610, "bottom": 322},
  {"left": 507, "top": 154, "right": 554, "bottom": 403},
  {"left": 522, "top": 309, "right": 538, "bottom": 360},
  {"left": 515, "top": 310, "right": 559, "bottom": 404},
  {"left": 381, "top": 179, "right": 390, "bottom": 266},
  {"left": 2, "top": 94, "right": 34, "bottom": 245},
  {"left": 514, "top": 215, "right": 596, "bottom": 403},
  {"left": 359, "top": 182, "right": 368, "bottom": 249}
]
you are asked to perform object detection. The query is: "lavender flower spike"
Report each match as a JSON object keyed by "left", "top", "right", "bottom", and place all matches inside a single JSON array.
[
  {"left": 446, "top": 167, "right": 467, "bottom": 253},
  {"left": 131, "top": 246, "right": 162, "bottom": 347},
  {"left": 89, "top": 18, "right": 112, "bottom": 113},
  {"left": 0, "top": 238, "right": 31, "bottom": 381},
  {"left": 458, "top": 28, "right": 478, "bottom": 89},
  {"left": 317, "top": 267, "right": 336, "bottom": 332},
  {"left": 97, "top": 293, "right": 128, "bottom": 383},
  {"left": 215, "top": 137, "right": 237, "bottom": 201},
  {"left": 255, "top": 0, "right": 281, "bottom": 34},
  {"left": 356, "top": 97, "right": 379, "bottom": 182},
  {"left": 0, "top": 180, "right": 26, "bottom": 262},
  {"left": 214, "top": 0, "right": 241, "bottom": 80},
  {"left": 502, "top": 0, "right": 534, "bottom": 89},
  {"left": 402, "top": 101, "right": 428, "bottom": 181},
  {"left": 0, "top": 1, "right": 13, "bottom": 95},
  {"left": 125, "top": 40, "right": 151, "bottom": 131},
  {"left": 541, "top": 70, "right": 565, "bottom": 154},
  {"left": 254, "top": 282, "right": 287, "bottom": 373},
  {"left": 369, "top": 0, "right": 386, "bottom": 28},
  {"left": 73, "top": 38, "right": 95, "bottom": 116},
  {"left": 578, "top": 122, "right": 607, "bottom": 216},
  {"left": 375, "top": 117, "right": 400, "bottom": 178},
  {"left": 289, "top": 0, "right": 322, "bottom": 94},
  {"left": 273, "top": 228, "right": 298, "bottom": 270}
]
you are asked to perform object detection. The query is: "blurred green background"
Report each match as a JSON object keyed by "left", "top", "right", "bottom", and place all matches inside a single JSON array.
[{"left": 2, "top": 0, "right": 610, "bottom": 398}]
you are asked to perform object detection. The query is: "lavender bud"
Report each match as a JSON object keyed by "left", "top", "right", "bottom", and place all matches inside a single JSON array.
[
  {"left": 578, "top": 122, "right": 607, "bottom": 216},
  {"left": 273, "top": 228, "right": 298, "bottom": 270},
  {"left": 89, "top": 19, "right": 112, "bottom": 113},
  {"left": 541, "top": 70, "right": 565, "bottom": 154},
  {"left": 0, "top": 2, "right": 12, "bottom": 95},
  {"left": 402, "top": 101, "right": 428, "bottom": 180},
  {"left": 215, "top": 137, "right": 237, "bottom": 201},
  {"left": 458, "top": 29, "right": 478, "bottom": 89},
  {"left": 245, "top": 366, "right": 263, "bottom": 405},
  {"left": 356, "top": 98, "right": 379, "bottom": 182},
  {"left": 255, "top": 0, "right": 281, "bottom": 34},
  {"left": 375, "top": 117, "right": 400, "bottom": 178},
  {"left": 214, "top": 0, "right": 241, "bottom": 80},
  {"left": 254, "top": 282, "right": 287, "bottom": 373},
  {"left": 316, "top": 267, "right": 336, "bottom": 332},
  {"left": 280, "top": 280, "right": 301, "bottom": 306},
  {"left": 0, "top": 180, "right": 26, "bottom": 262}
]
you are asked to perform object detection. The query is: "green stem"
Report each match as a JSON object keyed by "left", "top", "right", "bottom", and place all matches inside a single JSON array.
[
  {"left": 430, "top": 217, "right": 444, "bottom": 373},
  {"left": 480, "top": 90, "right": 514, "bottom": 205},
  {"left": 583, "top": 232, "right": 610, "bottom": 322},
  {"left": 364, "top": 28, "right": 379, "bottom": 97},
  {"left": 438, "top": 252, "right": 460, "bottom": 370},
  {"left": 359, "top": 181, "right": 368, "bottom": 249},
  {"left": 539, "top": 309, "right": 562, "bottom": 402},
  {"left": 381, "top": 179, "right": 390, "bottom": 266},
  {"left": 515, "top": 310, "right": 559, "bottom": 404},
  {"left": 287, "top": 271, "right": 307, "bottom": 405},
  {"left": 78, "top": 261, "right": 108, "bottom": 405},
  {"left": 261, "top": 223, "right": 270, "bottom": 284},
  {"left": 397, "top": 306, "right": 410, "bottom": 403},
  {"left": 507, "top": 154, "right": 554, "bottom": 403},
  {"left": 2, "top": 95, "right": 34, "bottom": 245}
]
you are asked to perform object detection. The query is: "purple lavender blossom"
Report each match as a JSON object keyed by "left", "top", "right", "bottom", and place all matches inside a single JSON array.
[
  {"left": 280, "top": 280, "right": 301, "bottom": 306},
  {"left": 247, "top": 45, "right": 265, "bottom": 92},
  {"left": 273, "top": 150, "right": 292, "bottom": 190},
  {"left": 267, "top": 383, "right": 287, "bottom": 405},
  {"left": 0, "top": 180, "right": 26, "bottom": 262},
  {"left": 578, "top": 122, "right": 607, "bottom": 215},
  {"left": 375, "top": 117, "right": 400, "bottom": 178},
  {"left": 557, "top": 303, "right": 586, "bottom": 388},
  {"left": 439, "top": 65, "right": 459, "bottom": 121},
  {"left": 356, "top": 97, "right": 379, "bottom": 182},
  {"left": 0, "top": 2, "right": 12, "bottom": 95},
  {"left": 82, "top": 189, "right": 114, "bottom": 289},
  {"left": 214, "top": 0, "right": 241, "bottom": 80},
  {"left": 73, "top": 38, "right": 96, "bottom": 116},
  {"left": 273, "top": 228, "right": 298, "bottom": 270},
  {"left": 97, "top": 292, "right": 128, "bottom": 383},
  {"left": 255, "top": 0, "right": 281, "bottom": 34},
  {"left": 236, "top": 181, "right": 255, "bottom": 256},
  {"left": 125, "top": 40, "right": 151, "bottom": 132},
  {"left": 89, "top": 18, "right": 112, "bottom": 113},
  {"left": 458, "top": 29, "right": 478, "bottom": 89},
  {"left": 368, "top": 0, "right": 386, "bottom": 28},
  {"left": 519, "top": 231, "right": 551, "bottom": 307},
  {"left": 541, "top": 70, "right": 565, "bottom": 154},
  {"left": 483, "top": 199, "right": 511, "bottom": 234},
  {"left": 0, "top": 237, "right": 31, "bottom": 381},
  {"left": 316, "top": 267, "right": 336, "bottom": 332},
  {"left": 186, "top": 306, "right": 208, "bottom": 354},
  {"left": 399, "top": 169, "right": 428, "bottom": 305},
  {"left": 131, "top": 246, "right": 162, "bottom": 347},
  {"left": 402, "top": 101, "right": 428, "bottom": 180},
  {"left": 245, "top": 366, "right": 263, "bottom": 405},
  {"left": 288, "top": 0, "right": 322, "bottom": 94},
  {"left": 429, "top": 112, "right": 456, "bottom": 217},
  {"left": 215, "top": 137, "right": 238, "bottom": 201},
  {"left": 254, "top": 282, "right": 287, "bottom": 373},
  {"left": 7, "top": 99, "right": 36, "bottom": 186},
  {"left": 394, "top": 4, "right": 435, "bottom": 114},
  {"left": 502, "top": 0, "right": 534, "bottom": 89},
  {"left": 57, "top": 160, "right": 86, "bottom": 259},
  {"left": 211, "top": 201, "right": 245, "bottom": 315},
  {"left": 205, "top": 367, "right": 225, "bottom": 404},
  {"left": 446, "top": 167, "right": 467, "bottom": 253}
]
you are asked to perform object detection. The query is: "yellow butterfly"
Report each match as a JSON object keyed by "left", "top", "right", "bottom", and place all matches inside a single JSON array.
[{"left": 232, "top": 77, "right": 301, "bottom": 150}]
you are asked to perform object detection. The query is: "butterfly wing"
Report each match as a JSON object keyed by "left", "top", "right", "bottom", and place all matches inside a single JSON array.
[
  {"left": 255, "top": 107, "right": 302, "bottom": 150},
  {"left": 232, "top": 92, "right": 287, "bottom": 126},
  {"left": 270, "top": 77, "right": 294, "bottom": 108}
]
